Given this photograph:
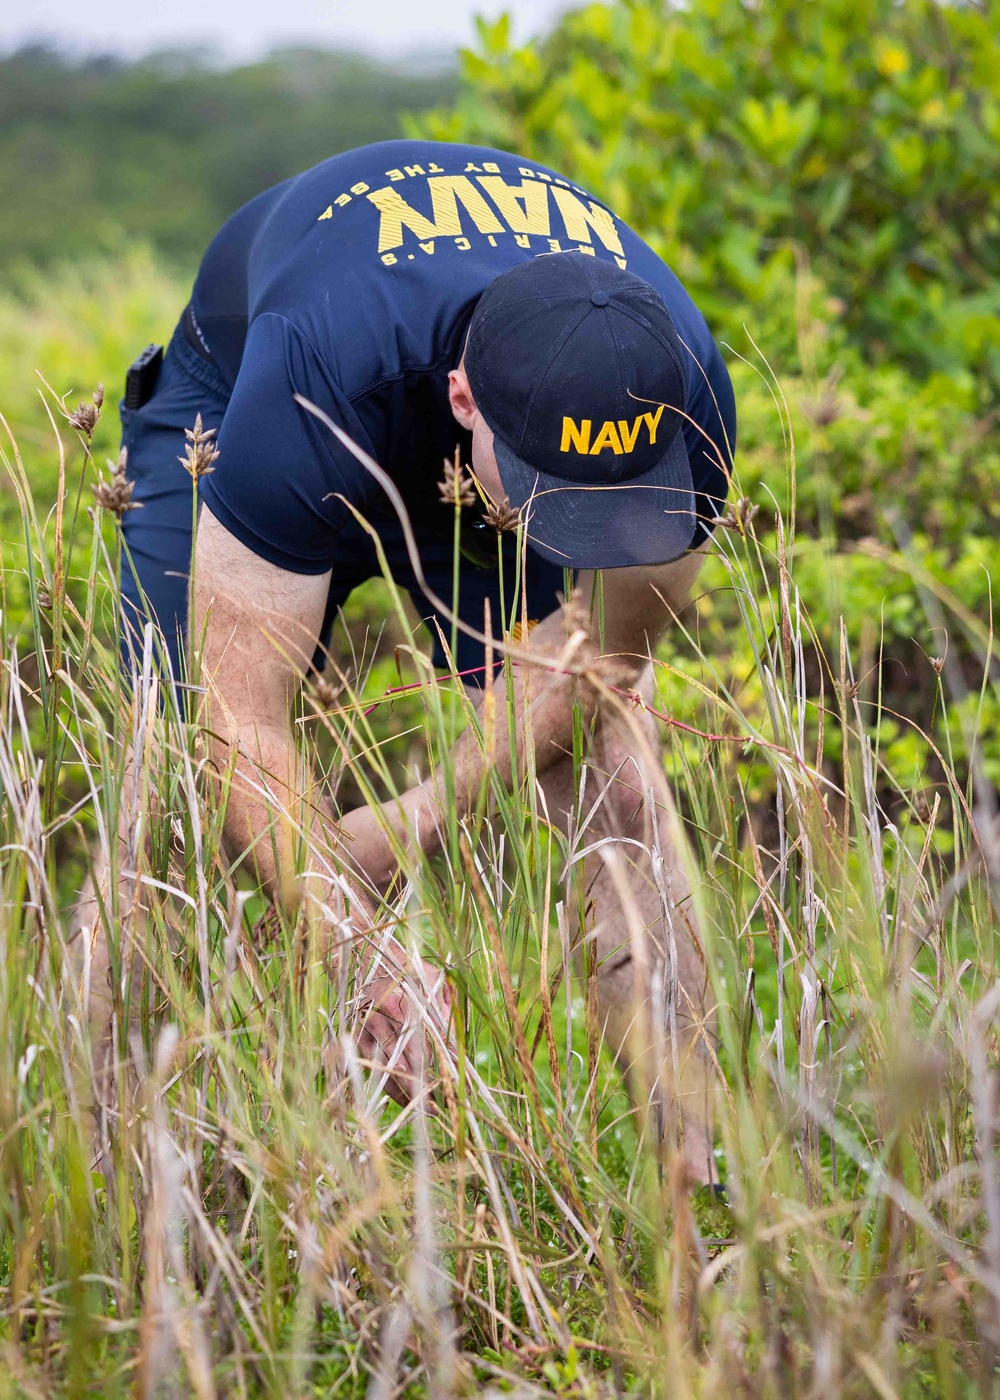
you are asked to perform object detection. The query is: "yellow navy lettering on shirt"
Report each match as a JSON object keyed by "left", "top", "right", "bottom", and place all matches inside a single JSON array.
[
  {"left": 550, "top": 187, "right": 621, "bottom": 254},
  {"left": 476, "top": 176, "right": 551, "bottom": 235},
  {"left": 364, "top": 171, "right": 625, "bottom": 261},
  {"left": 367, "top": 177, "right": 502, "bottom": 252},
  {"left": 560, "top": 405, "right": 665, "bottom": 456}
]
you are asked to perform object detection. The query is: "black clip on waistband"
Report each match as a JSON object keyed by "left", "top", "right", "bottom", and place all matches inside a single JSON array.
[{"left": 124, "top": 343, "right": 164, "bottom": 411}]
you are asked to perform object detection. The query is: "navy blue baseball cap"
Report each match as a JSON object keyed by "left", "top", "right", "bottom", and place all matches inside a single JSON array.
[{"left": 464, "top": 251, "right": 695, "bottom": 569}]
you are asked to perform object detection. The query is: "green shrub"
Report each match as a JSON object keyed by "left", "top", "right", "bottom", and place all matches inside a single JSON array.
[
  {"left": 418, "top": 0, "right": 1000, "bottom": 386},
  {"left": 414, "top": 0, "right": 1000, "bottom": 787}
]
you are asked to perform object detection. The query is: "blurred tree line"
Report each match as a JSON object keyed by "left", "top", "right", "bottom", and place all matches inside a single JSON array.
[{"left": 0, "top": 45, "right": 455, "bottom": 276}]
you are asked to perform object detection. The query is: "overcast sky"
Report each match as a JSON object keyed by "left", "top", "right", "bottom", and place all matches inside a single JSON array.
[{"left": 3, "top": 0, "right": 569, "bottom": 62}]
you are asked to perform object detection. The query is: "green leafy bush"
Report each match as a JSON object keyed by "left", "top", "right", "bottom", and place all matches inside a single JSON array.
[
  {"left": 418, "top": 0, "right": 1000, "bottom": 384},
  {"left": 414, "top": 0, "right": 1000, "bottom": 785}
]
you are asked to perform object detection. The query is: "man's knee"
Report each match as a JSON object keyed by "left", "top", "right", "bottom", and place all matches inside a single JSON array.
[{"left": 68, "top": 873, "right": 116, "bottom": 1024}]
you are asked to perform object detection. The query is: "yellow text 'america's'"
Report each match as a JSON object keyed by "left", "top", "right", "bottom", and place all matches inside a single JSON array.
[{"left": 318, "top": 164, "right": 625, "bottom": 267}]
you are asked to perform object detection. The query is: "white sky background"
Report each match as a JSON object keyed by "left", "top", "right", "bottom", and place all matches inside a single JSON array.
[{"left": 4, "top": 0, "right": 569, "bottom": 62}]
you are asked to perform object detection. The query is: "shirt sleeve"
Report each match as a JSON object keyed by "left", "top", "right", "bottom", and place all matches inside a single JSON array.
[
  {"left": 683, "top": 338, "right": 737, "bottom": 548},
  {"left": 199, "top": 312, "right": 379, "bottom": 574}
]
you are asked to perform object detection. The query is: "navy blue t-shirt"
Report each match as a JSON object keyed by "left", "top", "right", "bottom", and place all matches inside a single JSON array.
[{"left": 194, "top": 139, "right": 735, "bottom": 574}]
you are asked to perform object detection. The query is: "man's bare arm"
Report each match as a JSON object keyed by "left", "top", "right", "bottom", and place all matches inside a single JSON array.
[
  {"left": 192, "top": 507, "right": 336, "bottom": 904},
  {"left": 341, "top": 543, "right": 709, "bottom": 886},
  {"left": 193, "top": 507, "right": 450, "bottom": 1101},
  {"left": 583, "top": 542, "right": 709, "bottom": 663}
]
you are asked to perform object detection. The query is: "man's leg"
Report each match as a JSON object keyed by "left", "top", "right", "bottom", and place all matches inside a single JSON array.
[
  {"left": 429, "top": 523, "right": 717, "bottom": 1181},
  {"left": 69, "top": 775, "right": 143, "bottom": 1149},
  {"left": 534, "top": 541, "right": 718, "bottom": 1185},
  {"left": 69, "top": 326, "right": 229, "bottom": 1132},
  {"left": 539, "top": 676, "right": 718, "bottom": 1185}
]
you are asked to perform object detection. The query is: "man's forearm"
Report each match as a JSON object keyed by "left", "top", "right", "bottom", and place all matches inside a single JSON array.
[
  {"left": 220, "top": 720, "right": 366, "bottom": 920},
  {"left": 338, "top": 548, "right": 707, "bottom": 889},
  {"left": 339, "top": 603, "right": 617, "bottom": 887}
]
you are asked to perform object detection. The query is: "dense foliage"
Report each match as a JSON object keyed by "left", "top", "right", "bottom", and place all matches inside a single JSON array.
[
  {"left": 0, "top": 45, "right": 455, "bottom": 275},
  {"left": 0, "top": 5, "right": 998, "bottom": 1392},
  {"left": 417, "top": 0, "right": 1000, "bottom": 785},
  {"left": 422, "top": 0, "right": 1000, "bottom": 385}
]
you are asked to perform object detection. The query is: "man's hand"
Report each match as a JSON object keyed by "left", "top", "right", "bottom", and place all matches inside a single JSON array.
[
  {"left": 355, "top": 947, "right": 452, "bottom": 1107},
  {"left": 250, "top": 905, "right": 452, "bottom": 1108}
]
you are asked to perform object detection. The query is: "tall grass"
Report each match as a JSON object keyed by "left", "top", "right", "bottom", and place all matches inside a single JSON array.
[{"left": 0, "top": 355, "right": 997, "bottom": 1399}]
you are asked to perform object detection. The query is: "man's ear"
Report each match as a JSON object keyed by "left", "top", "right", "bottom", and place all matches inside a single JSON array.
[{"left": 448, "top": 364, "right": 478, "bottom": 431}]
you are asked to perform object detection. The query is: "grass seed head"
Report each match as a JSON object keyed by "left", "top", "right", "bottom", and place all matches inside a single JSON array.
[
  {"left": 558, "top": 585, "right": 590, "bottom": 639},
  {"left": 65, "top": 382, "right": 104, "bottom": 439},
  {"left": 802, "top": 366, "right": 845, "bottom": 428},
  {"left": 438, "top": 451, "right": 477, "bottom": 509},
  {"left": 179, "top": 412, "right": 219, "bottom": 479},
  {"left": 311, "top": 674, "right": 343, "bottom": 708},
  {"left": 92, "top": 445, "right": 140, "bottom": 515},
  {"left": 482, "top": 495, "right": 520, "bottom": 532},
  {"left": 718, "top": 495, "right": 759, "bottom": 536}
]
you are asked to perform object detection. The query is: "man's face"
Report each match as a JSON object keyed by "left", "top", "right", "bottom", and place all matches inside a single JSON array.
[{"left": 448, "top": 361, "right": 506, "bottom": 504}]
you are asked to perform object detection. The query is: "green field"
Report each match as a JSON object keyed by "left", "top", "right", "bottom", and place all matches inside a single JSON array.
[{"left": 1, "top": 1, "right": 998, "bottom": 1395}]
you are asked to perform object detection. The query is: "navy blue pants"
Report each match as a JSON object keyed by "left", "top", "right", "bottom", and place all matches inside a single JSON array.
[{"left": 119, "top": 324, "right": 566, "bottom": 688}]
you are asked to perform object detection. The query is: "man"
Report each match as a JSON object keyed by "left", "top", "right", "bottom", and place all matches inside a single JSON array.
[{"left": 108, "top": 139, "right": 735, "bottom": 1181}]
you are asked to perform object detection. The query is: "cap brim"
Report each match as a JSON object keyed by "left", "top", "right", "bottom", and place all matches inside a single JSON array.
[{"left": 493, "top": 431, "right": 697, "bottom": 569}]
